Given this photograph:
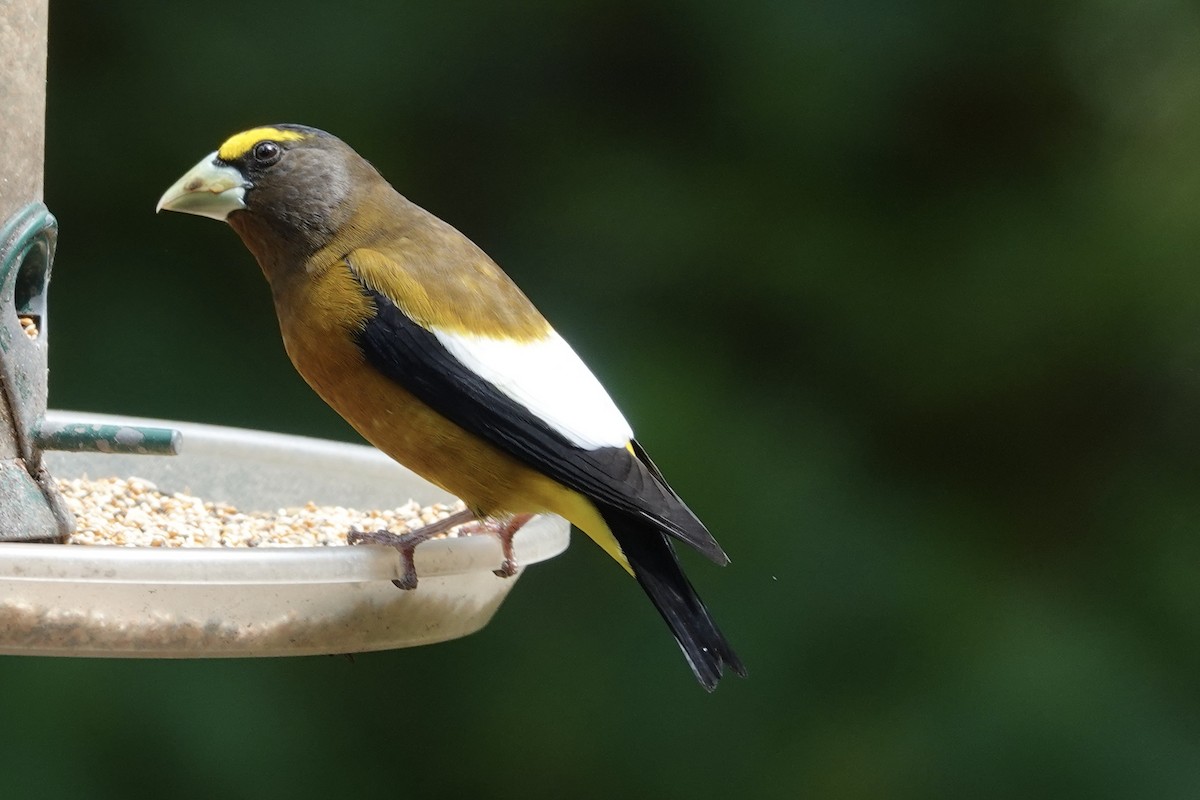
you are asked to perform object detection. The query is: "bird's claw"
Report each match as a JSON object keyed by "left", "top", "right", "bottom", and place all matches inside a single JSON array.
[
  {"left": 347, "top": 510, "right": 532, "bottom": 589},
  {"left": 463, "top": 513, "right": 532, "bottom": 580},
  {"left": 348, "top": 527, "right": 425, "bottom": 589},
  {"left": 348, "top": 507, "right": 475, "bottom": 590}
]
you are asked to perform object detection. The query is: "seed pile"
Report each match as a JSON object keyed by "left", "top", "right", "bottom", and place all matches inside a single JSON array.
[
  {"left": 18, "top": 315, "right": 38, "bottom": 339},
  {"left": 56, "top": 476, "right": 469, "bottom": 547}
]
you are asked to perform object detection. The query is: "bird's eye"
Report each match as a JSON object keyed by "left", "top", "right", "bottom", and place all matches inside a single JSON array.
[{"left": 252, "top": 141, "right": 282, "bottom": 165}]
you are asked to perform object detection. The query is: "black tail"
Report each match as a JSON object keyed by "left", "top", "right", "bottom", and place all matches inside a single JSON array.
[{"left": 599, "top": 505, "right": 746, "bottom": 691}]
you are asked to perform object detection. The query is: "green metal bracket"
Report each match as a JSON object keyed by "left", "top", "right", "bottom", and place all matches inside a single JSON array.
[
  {"left": 35, "top": 421, "right": 182, "bottom": 455},
  {"left": 0, "top": 201, "right": 182, "bottom": 542}
]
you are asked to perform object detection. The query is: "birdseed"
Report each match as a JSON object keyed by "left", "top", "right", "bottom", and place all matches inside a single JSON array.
[{"left": 56, "top": 476, "right": 469, "bottom": 547}]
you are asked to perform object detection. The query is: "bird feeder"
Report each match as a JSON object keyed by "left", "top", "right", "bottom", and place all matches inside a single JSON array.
[{"left": 0, "top": 0, "right": 568, "bottom": 657}]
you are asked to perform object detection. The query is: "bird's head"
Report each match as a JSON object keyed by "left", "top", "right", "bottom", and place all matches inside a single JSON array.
[{"left": 157, "top": 124, "right": 371, "bottom": 263}]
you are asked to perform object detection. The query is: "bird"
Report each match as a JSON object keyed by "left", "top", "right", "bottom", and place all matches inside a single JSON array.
[{"left": 157, "top": 124, "right": 745, "bottom": 690}]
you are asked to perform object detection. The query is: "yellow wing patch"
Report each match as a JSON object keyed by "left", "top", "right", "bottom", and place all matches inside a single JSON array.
[
  {"left": 218, "top": 127, "right": 310, "bottom": 161},
  {"left": 342, "top": 248, "right": 550, "bottom": 340}
]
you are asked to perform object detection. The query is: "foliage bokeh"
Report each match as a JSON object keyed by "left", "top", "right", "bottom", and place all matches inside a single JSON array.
[{"left": 3, "top": 1, "right": 1200, "bottom": 797}]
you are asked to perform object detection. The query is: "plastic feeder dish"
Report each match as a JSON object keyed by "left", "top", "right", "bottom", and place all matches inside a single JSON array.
[{"left": 0, "top": 411, "right": 569, "bottom": 657}]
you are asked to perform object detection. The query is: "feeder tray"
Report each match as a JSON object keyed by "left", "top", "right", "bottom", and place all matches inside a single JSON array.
[{"left": 0, "top": 411, "right": 569, "bottom": 658}]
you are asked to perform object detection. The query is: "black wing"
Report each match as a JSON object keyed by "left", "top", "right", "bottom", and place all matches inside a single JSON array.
[{"left": 347, "top": 264, "right": 727, "bottom": 564}]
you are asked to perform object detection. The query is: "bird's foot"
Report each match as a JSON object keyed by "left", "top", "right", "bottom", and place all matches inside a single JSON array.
[
  {"left": 457, "top": 513, "right": 534, "bottom": 579},
  {"left": 347, "top": 508, "right": 476, "bottom": 590}
]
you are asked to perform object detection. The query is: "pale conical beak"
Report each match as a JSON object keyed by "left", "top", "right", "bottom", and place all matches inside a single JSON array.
[{"left": 156, "top": 152, "right": 248, "bottom": 221}]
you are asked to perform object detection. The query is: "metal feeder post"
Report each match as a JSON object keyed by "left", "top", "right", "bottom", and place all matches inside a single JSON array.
[{"left": 0, "top": 0, "right": 181, "bottom": 542}]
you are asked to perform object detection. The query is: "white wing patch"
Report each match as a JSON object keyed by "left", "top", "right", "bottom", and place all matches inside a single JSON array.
[{"left": 431, "top": 328, "right": 633, "bottom": 451}]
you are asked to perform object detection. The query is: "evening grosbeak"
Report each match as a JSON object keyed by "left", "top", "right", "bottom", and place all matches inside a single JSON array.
[{"left": 157, "top": 125, "right": 744, "bottom": 690}]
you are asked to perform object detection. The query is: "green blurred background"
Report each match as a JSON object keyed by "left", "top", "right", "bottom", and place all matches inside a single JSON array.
[{"left": 4, "top": 0, "right": 1200, "bottom": 797}]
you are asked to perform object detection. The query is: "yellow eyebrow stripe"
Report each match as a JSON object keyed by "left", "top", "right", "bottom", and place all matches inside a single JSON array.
[{"left": 217, "top": 127, "right": 310, "bottom": 161}]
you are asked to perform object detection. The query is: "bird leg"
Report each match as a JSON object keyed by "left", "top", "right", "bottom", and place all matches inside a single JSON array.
[
  {"left": 457, "top": 513, "right": 534, "bottom": 579},
  {"left": 347, "top": 511, "right": 534, "bottom": 589},
  {"left": 348, "top": 508, "right": 476, "bottom": 590}
]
